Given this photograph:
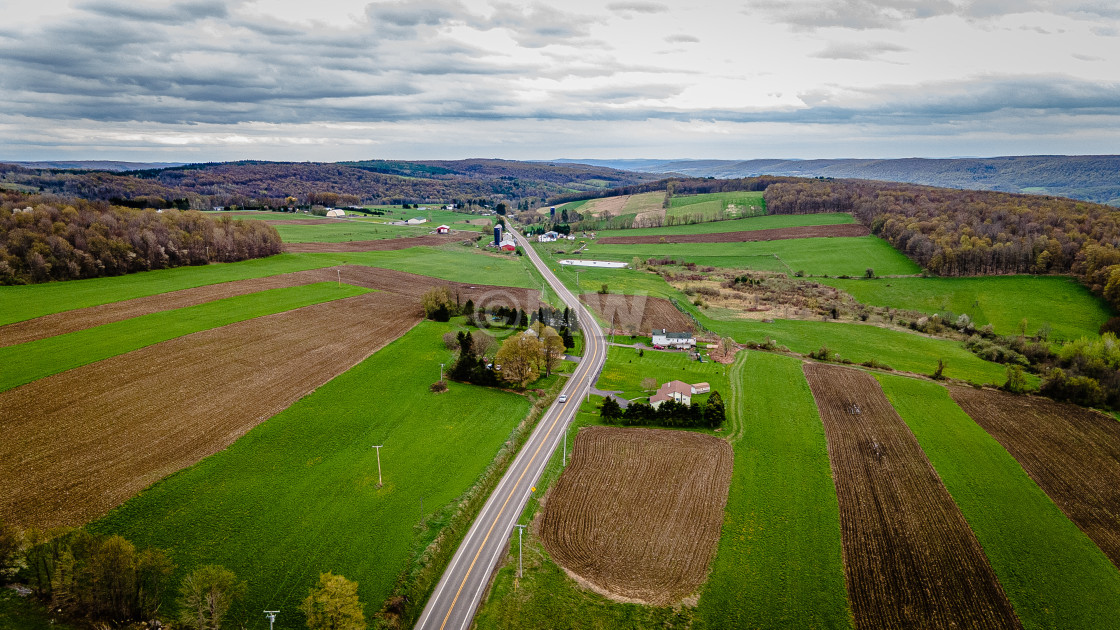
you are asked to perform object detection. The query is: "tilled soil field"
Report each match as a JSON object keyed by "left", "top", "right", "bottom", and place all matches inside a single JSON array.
[
  {"left": 0, "top": 266, "right": 538, "bottom": 347},
  {"left": 804, "top": 363, "right": 1021, "bottom": 630},
  {"left": 0, "top": 269, "right": 540, "bottom": 529},
  {"left": 262, "top": 218, "right": 341, "bottom": 225},
  {"left": 579, "top": 294, "right": 694, "bottom": 334},
  {"left": 282, "top": 233, "right": 474, "bottom": 252},
  {"left": 950, "top": 387, "right": 1120, "bottom": 568},
  {"left": 538, "top": 427, "right": 732, "bottom": 605},
  {"left": 597, "top": 223, "right": 870, "bottom": 244}
]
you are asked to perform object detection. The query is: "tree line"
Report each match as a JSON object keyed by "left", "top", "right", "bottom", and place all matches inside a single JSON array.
[
  {"left": 599, "top": 391, "right": 725, "bottom": 429},
  {"left": 0, "top": 192, "right": 282, "bottom": 285},
  {"left": 764, "top": 179, "right": 1120, "bottom": 311},
  {"left": 0, "top": 522, "right": 365, "bottom": 630}
]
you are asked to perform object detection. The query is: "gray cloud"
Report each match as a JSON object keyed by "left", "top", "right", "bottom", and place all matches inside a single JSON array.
[
  {"left": 78, "top": 0, "right": 229, "bottom": 24},
  {"left": 665, "top": 33, "right": 700, "bottom": 43},
  {"left": 607, "top": 2, "right": 670, "bottom": 14},
  {"left": 812, "top": 41, "right": 907, "bottom": 60}
]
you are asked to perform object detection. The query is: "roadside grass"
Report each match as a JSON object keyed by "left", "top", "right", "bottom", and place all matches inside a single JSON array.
[
  {"left": 551, "top": 236, "right": 920, "bottom": 277},
  {"left": 695, "top": 351, "right": 852, "bottom": 629},
  {"left": 697, "top": 314, "right": 1020, "bottom": 386},
  {"left": 0, "top": 246, "right": 537, "bottom": 325},
  {"left": 595, "top": 212, "right": 855, "bottom": 238},
  {"left": 595, "top": 345, "right": 729, "bottom": 403},
  {"left": 91, "top": 320, "right": 532, "bottom": 628},
  {"left": 820, "top": 275, "right": 1112, "bottom": 341},
  {"left": 878, "top": 374, "right": 1120, "bottom": 629},
  {"left": 0, "top": 283, "right": 369, "bottom": 392}
]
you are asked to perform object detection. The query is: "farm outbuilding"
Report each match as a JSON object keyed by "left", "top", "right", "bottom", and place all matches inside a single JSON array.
[
  {"left": 436, "top": 225, "right": 450, "bottom": 234},
  {"left": 325, "top": 208, "right": 346, "bottom": 217}
]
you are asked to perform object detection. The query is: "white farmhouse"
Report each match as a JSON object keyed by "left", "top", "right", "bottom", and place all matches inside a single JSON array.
[
  {"left": 651, "top": 329, "right": 695, "bottom": 348},
  {"left": 650, "top": 380, "right": 693, "bottom": 409}
]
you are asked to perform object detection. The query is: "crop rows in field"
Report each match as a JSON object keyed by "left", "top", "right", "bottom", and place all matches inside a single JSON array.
[
  {"left": 579, "top": 294, "right": 694, "bottom": 335},
  {"left": 282, "top": 232, "right": 473, "bottom": 252},
  {"left": 803, "top": 363, "right": 1020, "bottom": 629},
  {"left": 950, "top": 387, "right": 1120, "bottom": 569},
  {"left": 0, "top": 270, "right": 541, "bottom": 529},
  {"left": 596, "top": 223, "right": 870, "bottom": 245},
  {"left": 538, "top": 426, "right": 732, "bottom": 606}
]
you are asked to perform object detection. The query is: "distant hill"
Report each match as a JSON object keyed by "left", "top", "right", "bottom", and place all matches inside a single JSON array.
[
  {"left": 8, "top": 160, "right": 186, "bottom": 172},
  {"left": 553, "top": 156, "right": 1120, "bottom": 206},
  {"left": 0, "top": 159, "right": 661, "bottom": 208}
]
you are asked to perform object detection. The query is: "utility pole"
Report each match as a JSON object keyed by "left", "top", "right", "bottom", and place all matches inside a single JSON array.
[
  {"left": 371, "top": 445, "right": 384, "bottom": 487},
  {"left": 337, "top": 268, "right": 341, "bottom": 288},
  {"left": 264, "top": 611, "right": 279, "bottom": 630},
  {"left": 440, "top": 363, "right": 444, "bottom": 382},
  {"left": 513, "top": 524, "right": 528, "bottom": 578}
]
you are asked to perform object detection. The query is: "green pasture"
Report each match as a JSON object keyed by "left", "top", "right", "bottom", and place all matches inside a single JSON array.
[
  {"left": 594, "top": 212, "right": 855, "bottom": 239},
  {"left": 92, "top": 320, "right": 532, "bottom": 627},
  {"left": 0, "top": 283, "right": 368, "bottom": 392},
  {"left": 542, "top": 236, "right": 919, "bottom": 277},
  {"left": 0, "top": 247, "right": 538, "bottom": 326},
  {"left": 666, "top": 191, "right": 766, "bottom": 222},
  {"left": 699, "top": 315, "right": 1018, "bottom": 386},
  {"left": 820, "top": 275, "right": 1112, "bottom": 340},
  {"left": 273, "top": 221, "right": 428, "bottom": 243},
  {"left": 696, "top": 351, "right": 852, "bottom": 629},
  {"left": 595, "top": 345, "right": 729, "bottom": 403},
  {"left": 879, "top": 374, "right": 1120, "bottom": 629}
]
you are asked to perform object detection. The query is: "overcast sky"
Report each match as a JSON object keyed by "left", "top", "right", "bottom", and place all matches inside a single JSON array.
[{"left": 1, "top": 0, "right": 1117, "bottom": 162}]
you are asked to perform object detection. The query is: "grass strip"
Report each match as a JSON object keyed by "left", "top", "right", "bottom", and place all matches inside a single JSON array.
[
  {"left": 695, "top": 351, "right": 852, "bottom": 629},
  {"left": 878, "top": 373, "right": 1120, "bottom": 629},
  {"left": 0, "top": 282, "right": 369, "bottom": 392}
]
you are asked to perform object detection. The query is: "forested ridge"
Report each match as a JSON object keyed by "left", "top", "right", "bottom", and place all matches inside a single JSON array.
[
  {"left": 765, "top": 179, "right": 1120, "bottom": 310},
  {"left": 0, "top": 192, "right": 281, "bottom": 285}
]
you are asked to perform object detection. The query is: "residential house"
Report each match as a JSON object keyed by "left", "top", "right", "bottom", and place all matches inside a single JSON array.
[
  {"left": 650, "top": 380, "right": 693, "bottom": 409},
  {"left": 651, "top": 329, "right": 695, "bottom": 348}
]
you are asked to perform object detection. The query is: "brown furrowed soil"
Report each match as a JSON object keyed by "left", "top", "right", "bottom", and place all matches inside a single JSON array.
[
  {"left": 804, "top": 363, "right": 1021, "bottom": 630},
  {"left": 282, "top": 233, "right": 472, "bottom": 252},
  {"left": 0, "top": 270, "right": 540, "bottom": 529},
  {"left": 579, "top": 294, "right": 695, "bottom": 335},
  {"left": 950, "top": 387, "right": 1120, "bottom": 568},
  {"left": 0, "top": 266, "right": 537, "bottom": 347},
  {"left": 262, "top": 218, "right": 340, "bottom": 225},
  {"left": 538, "top": 426, "right": 733, "bottom": 605},
  {"left": 597, "top": 223, "right": 870, "bottom": 244}
]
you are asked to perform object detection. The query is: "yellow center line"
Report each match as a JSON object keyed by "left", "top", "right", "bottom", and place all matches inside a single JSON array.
[{"left": 439, "top": 326, "right": 600, "bottom": 629}]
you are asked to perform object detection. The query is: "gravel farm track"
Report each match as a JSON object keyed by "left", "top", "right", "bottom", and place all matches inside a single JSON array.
[
  {"left": 596, "top": 223, "right": 870, "bottom": 244},
  {"left": 950, "top": 386, "right": 1120, "bottom": 568},
  {"left": 804, "top": 363, "right": 1021, "bottom": 630},
  {"left": 538, "top": 426, "right": 732, "bottom": 606},
  {"left": 0, "top": 268, "right": 539, "bottom": 530},
  {"left": 578, "top": 295, "right": 695, "bottom": 335},
  {"left": 282, "top": 232, "right": 473, "bottom": 252}
]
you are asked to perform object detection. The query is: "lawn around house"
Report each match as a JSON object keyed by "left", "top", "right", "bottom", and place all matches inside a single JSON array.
[
  {"left": 820, "top": 275, "right": 1113, "bottom": 340},
  {"left": 595, "top": 345, "right": 729, "bottom": 404},
  {"left": 0, "top": 283, "right": 370, "bottom": 392},
  {"left": 878, "top": 374, "right": 1120, "bottom": 629},
  {"left": 91, "top": 320, "right": 533, "bottom": 627},
  {"left": 696, "top": 351, "right": 852, "bottom": 629}
]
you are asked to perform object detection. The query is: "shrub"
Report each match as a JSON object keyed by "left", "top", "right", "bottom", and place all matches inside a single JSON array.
[{"left": 430, "top": 381, "right": 448, "bottom": 393}]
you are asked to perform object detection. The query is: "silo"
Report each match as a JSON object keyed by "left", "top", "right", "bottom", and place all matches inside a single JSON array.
[{"left": 494, "top": 224, "right": 502, "bottom": 247}]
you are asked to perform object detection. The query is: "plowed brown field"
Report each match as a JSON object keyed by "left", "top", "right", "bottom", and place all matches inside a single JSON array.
[
  {"left": 539, "top": 427, "right": 732, "bottom": 605},
  {"left": 263, "top": 218, "right": 339, "bottom": 225},
  {"left": 804, "top": 363, "right": 1021, "bottom": 630},
  {"left": 283, "top": 233, "right": 471, "bottom": 252},
  {"left": 950, "top": 387, "right": 1120, "bottom": 568},
  {"left": 579, "top": 294, "right": 694, "bottom": 335},
  {"left": 0, "top": 267, "right": 537, "bottom": 347},
  {"left": 0, "top": 270, "right": 540, "bottom": 529},
  {"left": 597, "top": 223, "right": 870, "bottom": 244}
]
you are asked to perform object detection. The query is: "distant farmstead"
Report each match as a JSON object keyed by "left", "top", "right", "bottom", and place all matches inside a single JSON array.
[{"left": 652, "top": 329, "right": 695, "bottom": 348}]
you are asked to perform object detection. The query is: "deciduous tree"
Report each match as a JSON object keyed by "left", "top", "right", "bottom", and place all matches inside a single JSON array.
[{"left": 179, "top": 565, "right": 244, "bottom": 630}]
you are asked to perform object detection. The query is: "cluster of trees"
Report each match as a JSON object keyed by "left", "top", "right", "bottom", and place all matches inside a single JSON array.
[
  {"left": 0, "top": 522, "right": 365, "bottom": 630},
  {"left": 764, "top": 179, "right": 1120, "bottom": 311},
  {"left": 446, "top": 323, "right": 569, "bottom": 388},
  {"left": 547, "top": 175, "right": 797, "bottom": 207},
  {"left": 599, "top": 391, "right": 725, "bottom": 429},
  {"left": 0, "top": 193, "right": 282, "bottom": 284}
]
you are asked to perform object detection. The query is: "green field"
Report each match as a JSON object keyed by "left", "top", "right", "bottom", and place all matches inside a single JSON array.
[
  {"left": 595, "top": 345, "right": 729, "bottom": 403},
  {"left": 878, "top": 374, "right": 1120, "bottom": 629},
  {"left": 666, "top": 191, "right": 766, "bottom": 222},
  {"left": 0, "top": 283, "right": 368, "bottom": 392},
  {"left": 700, "top": 315, "right": 1019, "bottom": 385},
  {"left": 696, "top": 351, "right": 852, "bottom": 628},
  {"left": 546, "top": 236, "right": 920, "bottom": 277},
  {"left": 0, "top": 246, "right": 539, "bottom": 326},
  {"left": 594, "top": 212, "right": 856, "bottom": 239},
  {"left": 273, "top": 220, "right": 429, "bottom": 242},
  {"left": 820, "top": 275, "right": 1112, "bottom": 340},
  {"left": 91, "top": 320, "right": 532, "bottom": 627}
]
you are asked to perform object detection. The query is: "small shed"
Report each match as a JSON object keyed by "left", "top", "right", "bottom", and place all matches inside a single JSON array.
[{"left": 436, "top": 225, "right": 450, "bottom": 234}]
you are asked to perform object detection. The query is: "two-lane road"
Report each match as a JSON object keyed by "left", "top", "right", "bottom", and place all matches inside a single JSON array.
[{"left": 415, "top": 225, "right": 606, "bottom": 630}]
